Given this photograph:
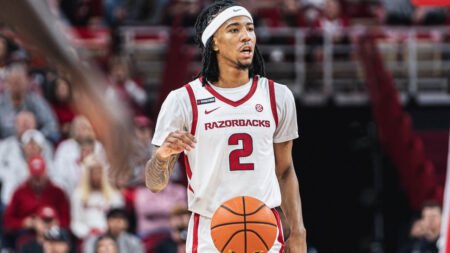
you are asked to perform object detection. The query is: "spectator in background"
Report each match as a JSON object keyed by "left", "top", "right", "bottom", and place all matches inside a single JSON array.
[
  {"left": 83, "top": 208, "right": 144, "bottom": 253},
  {"left": 162, "top": 0, "right": 202, "bottom": 27},
  {"left": 53, "top": 115, "right": 105, "bottom": 197},
  {"left": 280, "top": 0, "right": 303, "bottom": 27},
  {"left": 420, "top": 201, "right": 441, "bottom": 252},
  {"left": 128, "top": 116, "right": 154, "bottom": 185},
  {"left": 154, "top": 205, "right": 190, "bottom": 253},
  {"left": 126, "top": 0, "right": 170, "bottom": 25},
  {"left": 0, "top": 111, "right": 54, "bottom": 176},
  {"left": 318, "top": 0, "right": 349, "bottom": 39},
  {"left": 398, "top": 201, "right": 441, "bottom": 253},
  {"left": 103, "top": 0, "right": 126, "bottom": 26},
  {"left": 134, "top": 176, "right": 186, "bottom": 240},
  {"left": 0, "top": 63, "right": 60, "bottom": 142},
  {"left": 70, "top": 154, "right": 124, "bottom": 240},
  {"left": 48, "top": 77, "right": 76, "bottom": 140},
  {"left": 309, "top": 0, "right": 350, "bottom": 62},
  {"left": 129, "top": 116, "right": 184, "bottom": 185},
  {"left": 42, "top": 227, "right": 72, "bottom": 253},
  {"left": 398, "top": 217, "right": 425, "bottom": 253},
  {"left": 94, "top": 234, "right": 119, "bottom": 253},
  {"left": 3, "top": 156, "right": 70, "bottom": 250},
  {"left": 60, "top": 0, "right": 104, "bottom": 27},
  {"left": 0, "top": 128, "right": 54, "bottom": 205},
  {"left": 379, "top": 0, "right": 447, "bottom": 25},
  {"left": 0, "top": 34, "right": 17, "bottom": 92},
  {"left": 105, "top": 56, "right": 147, "bottom": 116},
  {"left": 18, "top": 206, "right": 61, "bottom": 253},
  {"left": 103, "top": 0, "right": 160, "bottom": 27}
]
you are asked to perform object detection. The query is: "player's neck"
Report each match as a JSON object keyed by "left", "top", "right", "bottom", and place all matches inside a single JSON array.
[{"left": 214, "top": 67, "right": 250, "bottom": 88}]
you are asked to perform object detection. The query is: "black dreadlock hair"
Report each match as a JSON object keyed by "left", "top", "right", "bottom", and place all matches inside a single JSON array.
[{"left": 194, "top": 0, "right": 265, "bottom": 85}]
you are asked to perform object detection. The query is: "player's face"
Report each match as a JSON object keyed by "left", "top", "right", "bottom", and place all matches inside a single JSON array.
[{"left": 213, "top": 16, "right": 256, "bottom": 70}]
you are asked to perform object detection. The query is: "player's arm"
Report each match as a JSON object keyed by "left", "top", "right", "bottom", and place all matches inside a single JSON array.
[
  {"left": 145, "top": 131, "right": 196, "bottom": 192},
  {"left": 274, "top": 140, "right": 307, "bottom": 253}
]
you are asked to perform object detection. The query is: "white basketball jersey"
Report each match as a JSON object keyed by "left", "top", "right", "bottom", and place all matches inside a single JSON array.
[
  {"left": 152, "top": 76, "right": 299, "bottom": 218},
  {"left": 152, "top": 76, "right": 298, "bottom": 217}
]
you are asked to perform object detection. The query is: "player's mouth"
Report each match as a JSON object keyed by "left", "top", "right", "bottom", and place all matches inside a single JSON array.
[{"left": 239, "top": 45, "right": 253, "bottom": 59}]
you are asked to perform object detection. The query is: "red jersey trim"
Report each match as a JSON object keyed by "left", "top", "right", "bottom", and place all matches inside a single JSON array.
[
  {"left": 268, "top": 79, "right": 279, "bottom": 129},
  {"left": 183, "top": 154, "right": 194, "bottom": 193},
  {"left": 204, "top": 76, "right": 259, "bottom": 107},
  {"left": 272, "top": 208, "right": 285, "bottom": 252},
  {"left": 192, "top": 213, "right": 200, "bottom": 253},
  {"left": 184, "top": 84, "right": 198, "bottom": 135},
  {"left": 445, "top": 209, "right": 450, "bottom": 253}
]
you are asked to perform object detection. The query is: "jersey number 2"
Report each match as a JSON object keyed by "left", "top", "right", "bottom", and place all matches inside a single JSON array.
[{"left": 228, "top": 133, "right": 254, "bottom": 171}]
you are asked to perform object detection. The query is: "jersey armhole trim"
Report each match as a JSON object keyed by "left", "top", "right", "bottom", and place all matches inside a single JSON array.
[
  {"left": 268, "top": 80, "right": 279, "bottom": 129},
  {"left": 184, "top": 84, "right": 198, "bottom": 135},
  {"left": 183, "top": 154, "right": 194, "bottom": 193}
]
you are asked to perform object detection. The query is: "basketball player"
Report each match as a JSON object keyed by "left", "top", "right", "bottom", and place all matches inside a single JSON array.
[{"left": 146, "top": 0, "right": 306, "bottom": 252}]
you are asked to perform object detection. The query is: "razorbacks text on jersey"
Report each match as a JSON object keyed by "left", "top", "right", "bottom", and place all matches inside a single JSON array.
[{"left": 152, "top": 76, "right": 299, "bottom": 218}]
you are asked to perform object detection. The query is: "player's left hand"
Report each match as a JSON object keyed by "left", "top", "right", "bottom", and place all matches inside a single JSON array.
[{"left": 284, "top": 231, "right": 307, "bottom": 253}]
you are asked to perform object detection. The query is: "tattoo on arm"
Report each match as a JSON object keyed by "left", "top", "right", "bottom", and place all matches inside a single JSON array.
[{"left": 145, "top": 152, "right": 180, "bottom": 191}]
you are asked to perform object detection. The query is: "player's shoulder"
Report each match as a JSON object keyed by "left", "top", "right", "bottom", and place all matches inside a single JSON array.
[
  {"left": 170, "top": 78, "right": 202, "bottom": 96},
  {"left": 258, "top": 76, "right": 293, "bottom": 98},
  {"left": 166, "top": 84, "right": 191, "bottom": 101},
  {"left": 162, "top": 79, "right": 203, "bottom": 109}
]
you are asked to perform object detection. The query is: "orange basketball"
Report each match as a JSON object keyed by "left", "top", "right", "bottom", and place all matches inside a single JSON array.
[{"left": 210, "top": 196, "right": 278, "bottom": 253}]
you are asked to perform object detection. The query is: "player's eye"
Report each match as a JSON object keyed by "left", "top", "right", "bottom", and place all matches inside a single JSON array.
[
  {"left": 247, "top": 27, "right": 254, "bottom": 32},
  {"left": 229, "top": 28, "right": 239, "bottom": 33}
]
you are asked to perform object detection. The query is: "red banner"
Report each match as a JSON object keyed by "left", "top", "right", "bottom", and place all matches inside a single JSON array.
[{"left": 412, "top": 0, "right": 450, "bottom": 6}]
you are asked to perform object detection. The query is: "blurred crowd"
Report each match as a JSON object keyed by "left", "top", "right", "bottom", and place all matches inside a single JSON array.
[
  {"left": 44, "top": 0, "right": 450, "bottom": 28},
  {"left": 0, "top": 32, "right": 189, "bottom": 252},
  {"left": 0, "top": 0, "right": 448, "bottom": 253}
]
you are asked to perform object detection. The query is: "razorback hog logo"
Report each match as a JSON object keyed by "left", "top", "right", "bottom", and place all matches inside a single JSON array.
[{"left": 255, "top": 104, "right": 263, "bottom": 112}]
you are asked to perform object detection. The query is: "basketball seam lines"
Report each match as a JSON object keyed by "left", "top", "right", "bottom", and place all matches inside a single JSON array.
[
  {"left": 219, "top": 229, "right": 271, "bottom": 252},
  {"left": 220, "top": 204, "right": 266, "bottom": 216},
  {"left": 243, "top": 196, "right": 247, "bottom": 253},
  {"left": 248, "top": 230, "right": 270, "bottom": 251},
  {"left": 211, "top": 221, "right": 278, "bottom": 230}
]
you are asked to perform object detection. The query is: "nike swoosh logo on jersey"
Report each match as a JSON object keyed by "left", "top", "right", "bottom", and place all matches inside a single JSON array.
[{"left": 205, "top": 107, "right": 220, "bottom": 114}]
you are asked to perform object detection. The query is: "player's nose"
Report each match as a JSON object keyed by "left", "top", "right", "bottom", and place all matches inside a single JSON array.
[{"left": 240, "top": 30, "right": 252, "bottom": 42}]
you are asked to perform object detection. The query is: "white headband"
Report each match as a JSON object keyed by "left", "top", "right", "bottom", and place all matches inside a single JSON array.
[{"left": 201, "top": 6, "right": 253, "bottom": 46}]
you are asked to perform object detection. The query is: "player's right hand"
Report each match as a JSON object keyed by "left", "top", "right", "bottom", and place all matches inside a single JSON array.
[{"left": 156, "top": 131, "right": 196, "bottom": 159}]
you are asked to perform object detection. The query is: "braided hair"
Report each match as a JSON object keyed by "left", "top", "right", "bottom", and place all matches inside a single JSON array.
[{"left": 194, "top": 0, "right": 265, "bottom": 85}]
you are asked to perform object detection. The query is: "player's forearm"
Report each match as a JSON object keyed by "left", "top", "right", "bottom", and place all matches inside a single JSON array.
[
  {"left": 279, "top": 165, "right": 307, "bottom": 241},
  {"left": 145, "top": 151, "right": 178, "bottom": 192}
]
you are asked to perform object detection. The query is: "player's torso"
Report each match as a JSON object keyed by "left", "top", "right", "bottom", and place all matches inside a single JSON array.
[{"left": 184, "top": 76, "right": 281, "bottom": 217}]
